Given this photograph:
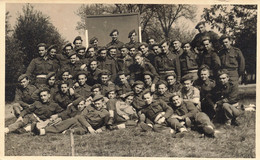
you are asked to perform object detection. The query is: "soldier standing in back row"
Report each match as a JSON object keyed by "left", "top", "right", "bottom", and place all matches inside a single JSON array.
[{"left": 106, "top": 29, "right": 124, "bottom": 49}]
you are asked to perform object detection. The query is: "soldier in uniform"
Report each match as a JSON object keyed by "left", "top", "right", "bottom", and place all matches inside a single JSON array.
[
  {"left": 213, "top": 69, "right": 241, "bottom": 126},
  {"left": 89, "top": 37, "right": 100, "bottom": 50},
  {"left": 62, "top": 50, "right": 82, "bottom": 78},
  {"left": 98, "top": 70, "right": 116, "bottom": 96},
  {"left": 143, "top": 71, "right": 155, "bottom": 93},
  {"left": 75, "top": 46, "right": 87, "bottom": 63},
  {"left": 115, "top": 71, "right": 132, "bottom": 97},
  {"left": 85, "top": 60, "right": 102, "bottom": 86},
  {"left": 154, "top": 40, "right": 181, "bottom": 81},
  {"left": 218, "top": 34, "right": 245, "bottom": 86},
  {"left": 126, "top": 29, "right": 140, "bottom": 49},
  {"left": 152, "top": 43, "right": 162, "bottom": 56},
  {"left": 172, "top": 40, "right": 184, "bottom": 56},
  {"left": 128, "top": 44, "right": 137, "bottom": 58},
  {"left": 117, "top": 45, "right": 134, "bottom": 74},
  {"left": 12, "top": 74, "right": 37, "bottom": 118},
  {"left": 74, "top": 71, "right": 92, "bottom": 99},
  {"left": 26, "top": 43, "right": 58, "bottom": 87},
  {"left": 191, "top": 21, "right": 220, "bottom": 52},
  {"left": 165, "top": 73, "right": 182, "bottom": 93},
  {"left": 106, "top": 29, "right": 124, "bottom": 49},
  {"left": 73, "top": 36, "right": 83, "bottom": 50},
  {"left": 47, "top": 45, "right": 61, "bottom": 71},
  {"left": 138, "top": 42, "right": 155, "bottom": 65},
  {"left": 132, "top": 81, "right": 146, "bottom": 112},
  {"left": 153, "top": 80, "right": 173, "bottom": 105}
]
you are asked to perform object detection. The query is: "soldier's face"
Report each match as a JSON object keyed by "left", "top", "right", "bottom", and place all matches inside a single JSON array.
[
  {"left": 222, "top": 38, "right": 232, "bottom": 49},
  {"left": 94, "top": 99, "right": 103, "bottom": 110},
  {"left": 130, "top": 33, "right": 136, "bottom": 41},
  {"left": 183, "top": 43, "right": 191, "bottom": 52},
  {"left": 93, "top": 40, "right": 98, "bottom": 45},
  {"left": 140, "top": 45, "right": 148, "bottom": 54},
  {"left": 39, "top": 46, "right": 47, "bottom": 57},
  {"left": 65, "top": 46, "right": 72, "bottom": 55},
  {"left": 120, "top": 48, "right": 128, "bottom": 57},
  {"left": 107, "top": 91, "right": 116, "bottom": 99},
  {"left": 143, "top": 93, "right": 153, "bottom": 105},
  {"left": 200, "top": 70, "right": 210, "bottom": 81},
  {"left": 60, "top": 84, "right": 69, "bottom": 94},
  {"left": 129, "top": 48, "right": 136, "bottom": 57},
  {"left": 78, "top": 75, "right": 87, "bottom": 86},
  {"left": 77, "top": 101, "right": 86, "bottom": 111},
  {"left": 111, "top": 32, "right": 118, "bottom": 41},
  {"left": 219, "top": 74, "right": 229, "bottom": 85},
  {"left": 171, "top": 95, "right": 182, "bottom": 107},
  {"left": 173, "top": 41, "right": 181, "bottom": 50},
  {"left": 20, "top": 78, "right": 29, "bottom": 88},
  {"left": 125, "top": 95, "right": 134, "bottom": 105},
  {"left": 90, "top": 61, "right": 98, "bottom": 70},
  {"left": 88, "top": 48, "right": 95, "bottom": 57},
  {"left": 74, "top": 40, "right": 82, "bottom": 48},
  {"left": 183, "top": 80, "right": 193, "bottom": 91},
  {"left": 161, "top": 42, "right": 169, "bottom": 53},
  {"left": 148, "top": 39, "right": 155, "bottom": 45},
  {"left": 62, "top": 72, "right": 69, "bottom": 81},
  {"left": 144, "top": 75, "right": 152, "bottom": 85},
  {"left": 100, "top": 50, "right": 107, "bottom": 58},
  {"left": 158, "top": 84, "right": 167, "bottom": 95},
  {"left": 119, "top": 74, "right": 127, "bottom": 84},
  {"left": 198, "top": 24, "right": 206, "bottom": 33},
  {"left": 101, "top": 75, "right": 109, "bottom": 84},
  {"left": 40, "top": 91, "right": 50, "bottom": 103},
  {"left": 135, "top": 55, "right": 143, "bottom": 65},
  {"left": 49, "top": 48, "right": 57, "bottom": 58},
  {"left": 48, "top": 76, "right": 55, "bottom": 86},
  {"left": 152, "top": 46, "right": 161, "bottom": 55},
  {"left": 92, "top": 88, "right": 101, "bottom": 96},
  {"left": 134, "top": 84, "right": 143, "bottom": 94},
  {"left": 167, "top": 76, "right": 176, "bottom": 85},
  {"left": 77, "top": 49, "right": 85, "bottom": 56},
  {"left": 109, "top": 49, "right": 117, "bottom": 58},
  {"left": 203, "top": 40, "right": 212, "bottom": 51},
  {"left": 70, "top": 55, "right": 77, "bottom": 64}
]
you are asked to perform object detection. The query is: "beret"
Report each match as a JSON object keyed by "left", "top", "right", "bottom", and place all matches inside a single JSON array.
[
  {"left": 37, "top": 43, "right": 46, "bottom": 48},
  {"left": 92, "top": 94, "right": 104, "bottom": 102},
  {"left": 63, "top": 43, "right": 73, "bottom": 50},
  {"left": 195, "top": 21, "right": 206, "bottom": 29},
  {"left": 147, "top": 36, "right": 155, "bottom": 41},
  {"left": 89, "top": 37, "right": 98, "bottom": 44},
  {"left": 127, "top": 44, "right": 136, "bottom": 50},
  {"left": 124, "top": 91, "right": 134, "bottom": 99},
  {"left": 99, "top": 69, "right": 111, "bottom": 76},
  {"left": 165, "top": 72, "right": 177, "bottom": 80},
  {"left": 86, "top": 45, "right": 96, "bottom": 51},
  {"left": 46, "top": 72, "right": 56, "bottom": 80},
  {"left": 138, "top": 42, "right": 148, "bottom": 49},
  {"left": 18, "top": 74, "right": 28, "bottom": 82},
  {"left": 201, "top": 36, "right": 211, "bottom": 42},
  {"left": 151, "top": 43, "right": 160, "bottom": 48},
  {"left": 39, "top": 87, "right": 50, "bottom": 94},
  {"left": 68, "top": 50, "right": 77, "bottom": 57},
  {"left": 76, "top": 46, "right": 86, "bottom": 52},
  {"left": 143, "top": 71, "right": 154, "bottom": 78},
  {"left": 217, "top": 69, "right": 229, "bottom": 76},
  {"left": 172, "top": 39, "right": 181, "bottom": 43},
  {"left": 128, "top": 29, "right": 136, "bottom": 38},
  {"left": 47, "top": 44, "right": 57, "bottom": 52},
  {"left": 181, "top": 74, "right": 193, "bottom": 83},
  {"left": 118, "top": 71, "right": 126, "bottom": 75},
  {"left": 119, "top": 44, "right": 128, "bottom": 50},
  {"left": 105, "top": 86, "right": 116, "bottom": 95},
  {"left": 98, "top": 46, "right": 107, "bottom": 53},
  {"left": 156, "top": 80, "right": 167, "bottom": 87},
  {"left": 73, "top": 36, "right": 83, "bottom": 44},
  {"left": 132, "top": 80, "right": 144, "bottom": 87},
  {"left": 199, "top": 64, "right": 210, "bottom": 71},
  {"left": 219, "top": 34, "right": 231, "bottom": 41},
  {"left": 108, "top": 45, "right": 117, "bottom": 50},
  {"left": 91, "top": 84, "right": 102, "bottom": 91},
  {"left": 109, "top": 29, "right": 119, "bottom": 36},
  {"left": 76, "top": 71, "right": 88, "bottom": 78}
]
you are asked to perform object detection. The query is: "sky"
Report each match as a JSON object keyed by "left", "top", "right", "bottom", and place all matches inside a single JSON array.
[{"left": 6, "top": 3, "right": 208, "bottom": 45}]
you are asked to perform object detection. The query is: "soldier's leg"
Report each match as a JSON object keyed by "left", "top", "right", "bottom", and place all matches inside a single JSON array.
[
  {"left": 166, "top": 118, "right": 184, "bottom": 132},
  {"left": 195, "top": 112, "right": 214, "bottom": 135},
  {"left": 6, "top": 114, "right": 35, "bottom": 133},
  {"left": 44, "top": 118, "right": 80, "bottom": 134},
  {"left": 12, "top": 103, "right": 22, "bottom": 118}
]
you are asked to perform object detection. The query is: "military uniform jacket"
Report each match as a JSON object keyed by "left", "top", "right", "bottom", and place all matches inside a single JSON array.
[
  {"left": 58, "top": 105, "right": 82, "bottom": 120},
  {"left": 26, "top": 57, "right": 57, "bottom": 77},
  {"left": 62, "top": 61, "right": 82, "bottom": 78},
  {"left": 218, "top": 46, "right": 245, "bottom": 76},
  {"left": 172, "top": 101, "right": 199, "bottom": 119},
  {"left": 191, "top": 31, "right": 220, "bottom": 50},
  {"left": 14, "top": 84, "right": 37, "bottom": 108},
  {"left": 213, "top": 81, "right": 238, "bottom": 104},
  {"left": 154, "top": 52, "right": 181, "bottom": 81},
  {"left": 132, "top": 93, "right": 146, "bottom": 112},
  {"left": 168, "top": 82, "right": 182, "bottom": 93},
  {"left": 115, "top": 82, "right": 132, "bottom": 96},
  {"left": 100, "top": 81, "right": 116, "bottom": 96},
  {"left": 86, "top": 68, "right": 102, "bottom": 86},
  {"left": 141, "top": 99, "right": 173, "bottom": 122},
  {"left": 53, "top": 91, "right": 83, "bottom": 110},
  {"left": 75, "top": 84, "right": 92, "bottom": 99},
  {"left": 153, "top": 91, "right": 173, "bottom": 105},
  {"left": 20, "top": 101, "right": 64, "bottom": 121},
  {"left": 97, "top": 57, "right": 117, "bottom": 81},
  {"left": 199, "top": 49, "right": 221, "bottom": 72},
  {"left": 179, "top": 50, "right": 199, "bottom": 74},
  {"left": 106, "top": 39, "right": 124, "bottom": 49},
  {"left": 194, "top": 78, "right": 215, "bottom": 101}
]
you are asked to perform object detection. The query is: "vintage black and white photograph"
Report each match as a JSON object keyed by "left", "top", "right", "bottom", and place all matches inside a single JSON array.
[{"left": 4, "top": 1, "right": 256, "bottom": 158}]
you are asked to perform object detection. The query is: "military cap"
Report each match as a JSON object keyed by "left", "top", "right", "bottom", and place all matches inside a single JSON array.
[
  {"left": 156, "top": 80, "right": 167, "bottom": 87},
  {"left": 138, "top": 42, "right": 148, "bottom": 49},
  {"left": 219, "top": 34, "right": 231, "bottom": 42},
  {"left": 142, "top": 89, "right": 152, "bottom": 97},
  {"left": 38, "top": 87, "right": 50, "bottom": 94},
  {"left": 165, "top": 72, "right": 177, "bottom": 80},
  {"left": 195, "top": 21, "right": 206, "bottom": 29},
  {"left": 68, "top": 50, "right": 77, "bottom": 57},
  {"left": 89, "top": 37, "right": 98, "bottom": 44},
  {"left": 86, "top": 45, "right": 96, "bottom": 52},
  {"left": 99, "top": 69, "right": 111, "bottom": 76},
  {"left": 92, "top": 94, "right": 104, "bottom": 102},
  {"left": 119, "top": 44, "right": 128, "bottom": 50},
  {"left": 132, "top": 80, "right": 144, "bottom": 87},
  {"left": 63, "top": 43, "right": 73, "bottom": 50},
  {"left": 172, "top": 39, "right": 181, "bottom": 43},
  {"left": 91, "top": 84, "right": 102, "bottom": 91},
  {"left": 147, "top": 36, "right": 155, "bottom": 41},
  {"left": 159, "top": 40, "right": 170, "bottom": 46},
  {"left": 105, "top": 86, "right": 116, "bottom": 95},
  {"left": 199, "top": 64, "right": 210, "bottom": 71},
  {"left": 217, "top": 69, "right": 229, "bottom": 76},
  {"left": 127, "top": 44, "right": 136, "bottom": 50},
  {"left": 151, "top": 43, "right": 160, "bottom": 48},
  {"left": 73, "top": 36, "right": 83, "bottom": 44},
  {"left": 18, "top": 74, "right": 28, "bottom": 82},
  {"left": 47, "top": 44, "right": 57, "bottom": 52},
  {"left": 109, "top": 29, "right": 119, "bottom": 36},
  {"left": 201, "top": 36, "right": 211, "bottom": 42},
  {"left": 98, "top": 46, "right": 107, "bottom": 53},
  {"left": 37, "top": 43, "right": 46, "bottom": 48},
  {"left": 143, "top": 71, "right": 154, "bottom": 78},
  {"left": 182, "top": 41, "right": 191, "bottom": 48},
  {"left": 107, "top": 45, "right": 117, "bottom": 50},
  {"left": 118, "top": 71, "right": 126, "bottom": 75},
  {"left": 181, "top": 74, "right": 194, "bottom": 83},
  {"left": 46, "top": 72, "right": 56, "bottom": 80},
  {"left": 76, "top": 46, "right": 86, "bottom": 52},
  {"left": 128, "top": 29, "right": 136, "bottom": 38},
  {"left": 76, "top": 71, "right": 88, "bottom": 78},
  {"left": 124, "top": 91, "right": 134, "bottom": 99}
]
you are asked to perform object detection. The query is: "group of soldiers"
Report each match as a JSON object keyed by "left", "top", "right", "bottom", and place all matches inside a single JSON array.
[{"left": 5, "top": 21, "right": 245, "bottom": 138}]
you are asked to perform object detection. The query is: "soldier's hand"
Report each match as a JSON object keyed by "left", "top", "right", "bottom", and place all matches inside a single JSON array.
[
  {"left": 69, "top": 88, "right": 75, "bottom": 95},
  {"left": 16, "top": 116, "right": 23, "bottom": 122},
  {"left": 80, "top": 64, "right": 87, "bottom": 71},
  {"left": 95, "top": 128, "right": 102, "bottom": 133},
  {"left": 157, "top": 117, "right": 165, "bottom": 124},
  {"left": 122, "top": 115, "right": 129, "bottom": 120},
  {"left": 67, "top": 103, "right": 73, "bottom": 108},
  {"left": 151, "top": 84, "right": 156, "bottom": 93},
  {"left": 50, "top": 114, "right": 58, "bottom": 121},
  {"left": 88, "top": 127, "right": 95, "bottom": 134}
]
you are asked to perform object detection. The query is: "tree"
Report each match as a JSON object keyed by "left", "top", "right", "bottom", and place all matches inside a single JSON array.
[
  {"left": 202, "top": 5, "right": 256, "bottom": 77},
  {"left": 13, "top": 4, "right": 66, "bottom": 67}
]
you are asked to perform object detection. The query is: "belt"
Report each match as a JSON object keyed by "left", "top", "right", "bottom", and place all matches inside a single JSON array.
[
  {"left": 36, "top": 75, "right": 47, "bottom": 78},
  {"left": 159, "top": 70, "right": 175, "bottom": 74},
  {"left": 183, "top": 69, "right": 198, "bottom": 74}
]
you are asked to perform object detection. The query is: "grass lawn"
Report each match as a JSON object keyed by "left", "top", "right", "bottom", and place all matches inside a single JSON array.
[{"left": 4, "top": 85, "right": 256, "bottom": 157}]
